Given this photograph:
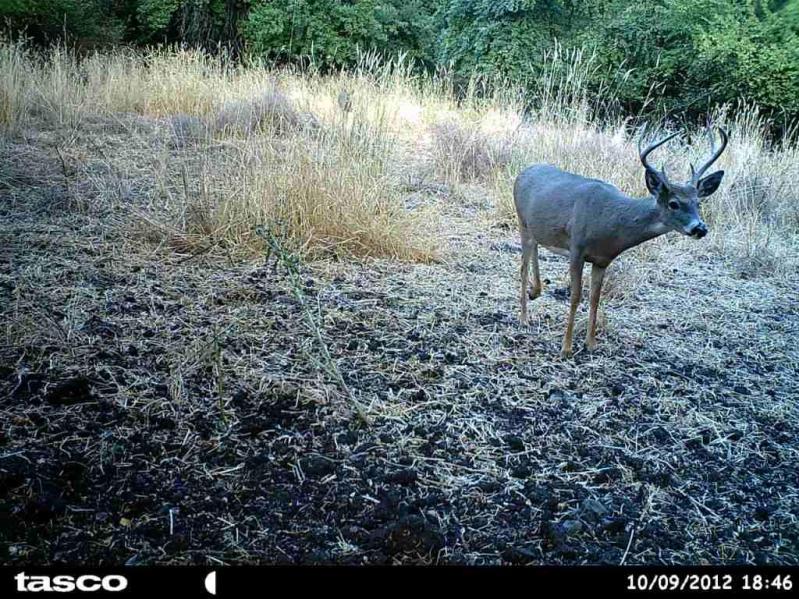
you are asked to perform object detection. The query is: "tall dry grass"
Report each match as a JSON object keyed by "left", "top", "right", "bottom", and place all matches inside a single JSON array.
[
  {"left": 152, "top": 116, "right": 430, "bottom": 261},
  {"left": 0, "top": 39, "right": 30, "bottom": 131},
  {"left": 1, "top": 39, "right": 797, "bottom": 273},
  {"left": 0, "top": 41, "right": 439, "bottom": 261}
]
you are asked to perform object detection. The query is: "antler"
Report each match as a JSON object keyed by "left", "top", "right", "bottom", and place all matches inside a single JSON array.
[
  {"left": 691, "top": 126, "right": 728, "bottom": 183},
  {"left": 639, "top": 130, "right": 681, "bottom": 175}
]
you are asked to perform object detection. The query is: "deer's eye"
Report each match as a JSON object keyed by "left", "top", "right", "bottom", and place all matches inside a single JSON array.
[{"left": 668, "top": 200, "right": 680, "bottom": 210}]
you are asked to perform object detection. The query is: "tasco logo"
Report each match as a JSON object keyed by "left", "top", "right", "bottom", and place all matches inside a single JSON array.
[{"left": 15, "top": 573, "right": 128, "bottom": 593}]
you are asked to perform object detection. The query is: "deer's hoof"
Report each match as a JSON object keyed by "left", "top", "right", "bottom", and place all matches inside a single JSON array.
[
  {"left": 586, "top": 338, "right": 597, "bottom": 352},
  {"left": 560, "top": 347, "right": 573, "bottom": 359},
  {"left": 528, "top": 287, "right": 541, "bottom": 300}
]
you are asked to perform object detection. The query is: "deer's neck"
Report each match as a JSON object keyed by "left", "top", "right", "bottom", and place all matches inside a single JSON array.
[{"left": 618, "top": 197, "right": 669, "bottom": 253}]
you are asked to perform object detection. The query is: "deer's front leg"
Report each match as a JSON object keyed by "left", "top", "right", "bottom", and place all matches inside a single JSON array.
[
  {"left": 586, "top": 264, "right": 606, "bottom": 351},
  {"left": 561, "top": 254, "right": 584, "bottom": 358}
]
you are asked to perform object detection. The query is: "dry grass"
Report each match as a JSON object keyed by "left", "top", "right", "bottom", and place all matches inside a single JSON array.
[
  {"left": 0, "top": 41, "right": 439, "bottom": 262},
  {"left": 0, "top": 40, "right": 29, "bottom": 131},
  {"left": 0, "top": 38, "right": 796, "bottom": 328},
  {"left": 151, "top": 123, "right": 435, "bottom": 261},
  {"left": 3, "top": 40, "right": 795, "bottom": 272},
  {"left": 429, "top": 118, "right": 517, "bottom": 184},
  {"left": 214, "top": 87, "right": 309, "bottom": 136},
  {"left": 489, "top": 111, "right": 799, "bottom": 283}
]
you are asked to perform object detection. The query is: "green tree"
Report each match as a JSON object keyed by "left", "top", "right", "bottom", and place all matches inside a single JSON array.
[
  {"left": 579, "top": 0, "right": 799, "bottom": 122},
  {"left": 436, "top": 0, "right": 578, "bottom": 77},
  {"left": 132, "top": 0, "right": 248, "bottom": 49},
  {"left": 0, "top": 0, "right": 124, "bottom": 45},
  {"left": 241, "top": 0, "right": 436, "bottom": 68},
  {"left": 692, "top": 1, "right": 799, "bottom": 118}
]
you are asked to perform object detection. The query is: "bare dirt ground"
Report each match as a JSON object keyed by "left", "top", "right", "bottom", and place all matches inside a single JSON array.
[{"left": 2, "top": 117, "right": 799, "bottom": 565}]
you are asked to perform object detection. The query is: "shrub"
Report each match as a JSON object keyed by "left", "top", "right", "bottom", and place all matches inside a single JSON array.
[
  {"left": 430, "top": 119, "right": 514, "bottom": 184},
  {"left": 214, "top": 87, "right": 303, "bottom": 135}
]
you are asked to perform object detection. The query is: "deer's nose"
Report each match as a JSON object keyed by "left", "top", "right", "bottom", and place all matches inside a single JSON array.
[{"left": 690, "top": 223, "right": 708, "bottom": 238}]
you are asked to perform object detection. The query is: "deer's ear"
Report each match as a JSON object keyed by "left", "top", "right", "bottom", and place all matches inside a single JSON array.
[
  {"left": 697, "top": 170, "right": 724, "bottom": 198},
  {"left": 645, "top": 168, "right": 666, "bottom": 197}
]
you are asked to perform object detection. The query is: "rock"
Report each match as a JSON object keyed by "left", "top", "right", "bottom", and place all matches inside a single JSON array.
[
  {"left": 301, "top": 455, "right": 336, "bottom": 477},
  {"left": 337, "top": 430, "right": 359, "bottom": 445},
  {"left": 504, "top": 434, "right": 525, "bottom": 451},
  {"left": 580, "top": 498, "right": 609, "bottom": 523},
  {"left": 753, "top": 505, "right": 772, "bottom": 521},
  {"left": 727, "top": 429, "right": 744, "bottom": 442},
  {"left": 561, "top": 519, "right": 583, "bottom": 537},
  {"left": 544, "top": 518, "right": 583, "bottom": 547},
  {"left": 511, "top": 464, "right": 532, "bottom": 479},
  {"left": 46, "top": 377, "right": 95, "bottom": 406},
  {"left": 552, "top": 286, "right": 570, "bottom": 301},
  {"left": 593, "top": 466, "right": 621, "bottom": 484},
  {"left": 547, "top": 389, "right": 571, "bottom": 403},
  {"left": 384, "top": 468, "right": 418, "bottom": 486},
  {"left": 501, "top": 545, "right": 537, "bottom": 564},
  {"left": 370, "top": 515, "right": 444, "bottom": 556},
  {"left": 601, "top": 516, "right": 628, "bottom": 535},
  {"left": 650, "top": 426, "right": 670, "bottom": 443}
]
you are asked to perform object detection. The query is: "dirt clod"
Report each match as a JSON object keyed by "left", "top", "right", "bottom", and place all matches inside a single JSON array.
[{"left": 45, "top": 377, "right": 95, "bottom": 406}]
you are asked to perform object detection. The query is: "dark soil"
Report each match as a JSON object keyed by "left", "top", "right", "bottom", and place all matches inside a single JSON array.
[{"left": 1, "top": 120, "right": 798, "bottom": 566}]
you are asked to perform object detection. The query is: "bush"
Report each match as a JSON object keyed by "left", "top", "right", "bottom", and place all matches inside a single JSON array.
[
  {"left": 241, "top": 0, "right": 437, "bottom": 68},
  {"left": 214, "top": 88, "right": 303, "bottom": 135},
  {"left": 171, "top": 120, "right": 437, "bottom": 262},
  {"left": 1, "top": 0, "right": 123, "bottom": 46},
  {"left": 430, "top": 119, "right": 514, "bottom": 184}
]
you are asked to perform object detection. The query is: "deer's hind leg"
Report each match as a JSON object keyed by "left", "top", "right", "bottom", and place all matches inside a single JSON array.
[
  {"left": 586, "top": 264, "right": 606, "bottom": 351},
  {"left": 519, "top": 225, "right": 541, "bottom": 325},
  {"left": 529, "top": 241, "right": 542, "bottom": 300}
]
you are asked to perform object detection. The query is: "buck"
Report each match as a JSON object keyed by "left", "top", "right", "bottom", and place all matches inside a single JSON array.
[{"left": 514, "top": 126, "right": 728, "bottom": 357}]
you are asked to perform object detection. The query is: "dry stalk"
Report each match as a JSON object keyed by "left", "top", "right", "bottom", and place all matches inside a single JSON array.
[{"left": 256, "top": 224, "right": 371, "bottom": 425}]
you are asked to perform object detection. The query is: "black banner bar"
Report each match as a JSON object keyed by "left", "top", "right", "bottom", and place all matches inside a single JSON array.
[{"left": 2, "top": 566, "right": 798, "bottom": 597}]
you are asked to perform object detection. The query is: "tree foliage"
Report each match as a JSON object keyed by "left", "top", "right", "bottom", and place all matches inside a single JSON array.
[
  {"left": 241, "top": 0, "right": 436, "bottom": 67},
  {"left": 0, "top": 0, "right": 124, "bottom": 45},
  {"left": 576, "top": 0, "right": 799, "bottom": 119},
  {"left": 436, "top": 0, "right": 576, "bottom": 77}
]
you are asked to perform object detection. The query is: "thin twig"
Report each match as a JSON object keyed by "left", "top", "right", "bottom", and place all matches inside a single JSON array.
[{"left": 620, "top": 526, "right": 635, "bottom": 566}]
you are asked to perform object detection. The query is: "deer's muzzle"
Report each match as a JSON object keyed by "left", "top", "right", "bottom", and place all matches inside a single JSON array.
[{"left": 689, "top": 223, "right": 708, "bottom": 239}]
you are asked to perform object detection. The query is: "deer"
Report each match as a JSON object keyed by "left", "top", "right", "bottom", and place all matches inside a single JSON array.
[{"left": 514, "top": 126, "right": 728, "bottom": 357}]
